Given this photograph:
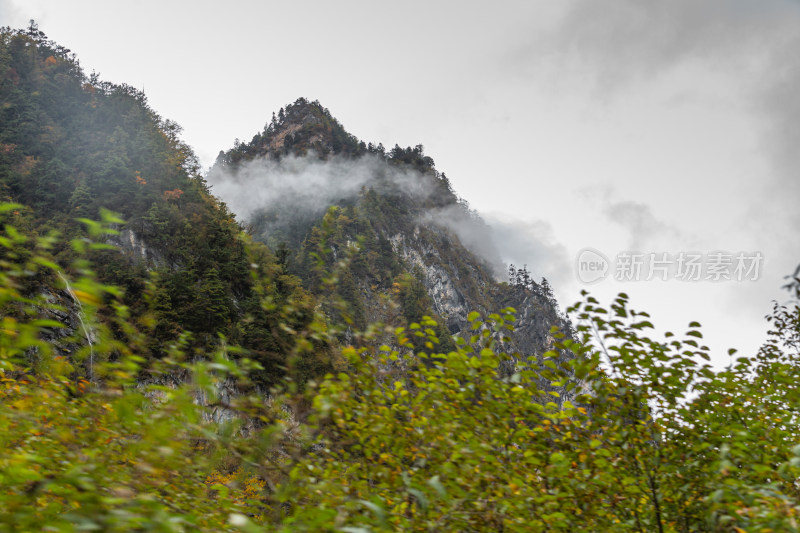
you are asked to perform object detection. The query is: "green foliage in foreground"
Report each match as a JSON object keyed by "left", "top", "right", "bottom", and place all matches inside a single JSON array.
[{"left": 2, "top": 208, "right": 800, "bottom": 532}]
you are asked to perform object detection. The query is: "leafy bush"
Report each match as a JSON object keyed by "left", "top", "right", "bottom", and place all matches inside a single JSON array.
[{"left": 2, "top": 204, "right": 800, "bottom": 531}]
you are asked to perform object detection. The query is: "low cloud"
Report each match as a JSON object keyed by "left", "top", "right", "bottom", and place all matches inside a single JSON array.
[
  {"left": 482, "top": 213, "right": 572, "bottom": 287},
  {"left": 206, "top": 153, "right": 434, "bottom": 223},
  {"left": 423, "top": 205, "right": 571, "bottom": 287},
  {"left": 421, "top": 204, "right": 504, "bottom": 275},
  {"left": 208, "top": 152, "right": 571, "bottom": 288}
]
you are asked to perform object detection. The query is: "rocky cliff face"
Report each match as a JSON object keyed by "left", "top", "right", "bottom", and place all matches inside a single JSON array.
[
  {"left": 391, "top": 222, "right": 570, "bottom": 359},
  {"left": 109, "top": 228, "right": 165, "bottom": 268},
  {"left": 38, "top": 286, "right": 83, "bottom": 356},
  {"left": 390, "top": 227, "right": 474, "bottom": 333}
]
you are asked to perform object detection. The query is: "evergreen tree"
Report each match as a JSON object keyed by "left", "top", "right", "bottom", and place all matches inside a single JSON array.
[
  {"left": 68, "top": 180, "right": 92, "bottom": 215},
  {"left": 521, "top": 264, "right": 532, "bottom": 288},
  {"left": 197, "top": 267, "right": 230, "bottom": 334}
]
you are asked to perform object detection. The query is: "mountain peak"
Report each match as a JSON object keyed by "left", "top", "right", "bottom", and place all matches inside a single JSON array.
[
  {"left": 278, "top": 97, "right": 329, "bottom": 126},
  {"left": 215, "top": 97, "right": 365, "bottom": 165},
  {"left": 266, "top": 97, "right": 335, "bottom": 153}
]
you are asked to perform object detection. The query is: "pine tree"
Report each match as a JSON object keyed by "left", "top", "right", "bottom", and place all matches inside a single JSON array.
[
  {"left": 540, "top": 277, "right": 555, "bottom": 305},
  {"left": 521, "top": 264, "right": 532, "bottom": 289}
]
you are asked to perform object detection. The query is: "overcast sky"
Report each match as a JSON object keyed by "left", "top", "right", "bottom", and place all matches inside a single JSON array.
[{"left": 3, "top": 0, "right": 798, "bottom": 366}]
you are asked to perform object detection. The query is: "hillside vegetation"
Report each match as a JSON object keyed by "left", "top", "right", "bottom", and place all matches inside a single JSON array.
[
  {"left": 2, "top": 24, "right": 800, "bottom": 532},
  {"left": 0, "top": 25, "right": 331, "bottom": 386}
]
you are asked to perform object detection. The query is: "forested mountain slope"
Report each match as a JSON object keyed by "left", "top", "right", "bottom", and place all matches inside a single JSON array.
[
  {"left": 209, "top": 98, "right": 572, "bottom": 373},
  {"left": 0, "top": 24, "right": 571, "bottom": 387},
  {"left": 0, "top": 25, "right": 330, "bottom": 385}
]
